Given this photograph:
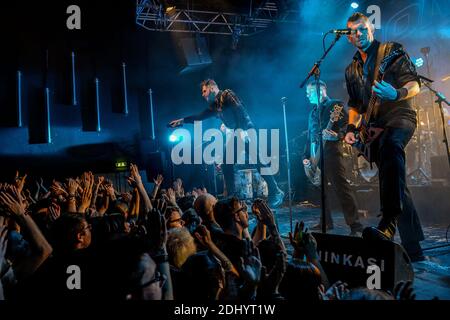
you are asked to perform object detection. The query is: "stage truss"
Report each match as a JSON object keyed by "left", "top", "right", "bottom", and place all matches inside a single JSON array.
[{"left": 136, "top": 0, "right": 301, "bottom": 36}]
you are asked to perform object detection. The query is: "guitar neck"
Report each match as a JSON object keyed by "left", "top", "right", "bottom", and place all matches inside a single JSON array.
[{"left": 363, "top": 73, "right": 384, "bottom": 124}]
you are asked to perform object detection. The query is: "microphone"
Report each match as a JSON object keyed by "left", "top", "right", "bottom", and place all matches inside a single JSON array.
[{"left": 330, "top": 28, "right": 356, "bottom": 35}]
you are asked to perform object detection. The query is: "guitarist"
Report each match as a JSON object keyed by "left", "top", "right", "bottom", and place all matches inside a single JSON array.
[
  {"left": 343, "top": 12, "right": 425, "bottom": 261},
  {"left": 303, "top": 80, "right": 364, "bottom": 236}
]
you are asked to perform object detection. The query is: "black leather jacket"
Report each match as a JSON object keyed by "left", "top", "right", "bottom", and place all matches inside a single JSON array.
[
  {"left": 303, "top": 97, "right": 348, "bottom": 160},
  {"left": 184, "top": 89, "right": 254, "bottom": 130},
  {"left": 345, "top": 40, "right": 419, "bottom": 128}
]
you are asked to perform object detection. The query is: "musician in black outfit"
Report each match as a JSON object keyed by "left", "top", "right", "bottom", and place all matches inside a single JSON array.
[
  {"left": 343, "top": 12, "right": 425, "bottom": 261},
  {"left": 303, "top": 80, "right": 364, "bottom": 236},
  {"left": 169, "top": 79, "right": 285, "bottom": 208}
]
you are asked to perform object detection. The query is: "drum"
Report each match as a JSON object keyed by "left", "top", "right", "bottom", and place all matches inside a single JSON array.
[{"left": 357, "top": 156, "right": 378, "bottom": 183}]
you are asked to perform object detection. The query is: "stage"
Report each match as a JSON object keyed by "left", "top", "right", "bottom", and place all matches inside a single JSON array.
[{"left": 259, "top": 204, "right": 450, "bottom": 300}]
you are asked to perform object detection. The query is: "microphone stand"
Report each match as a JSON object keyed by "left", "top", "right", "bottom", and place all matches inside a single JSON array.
[
  {"left": 300, "top": 33, "right": 343, "bottom": 234},
  {"left": 419, "top": 76, "right": 450, "bottom": 252},
  {"left": 281, "top": 97, "right": 293, "bottom": 233},
  {"left": 420, "top": 78, "right": 450, "bottom": 169}
]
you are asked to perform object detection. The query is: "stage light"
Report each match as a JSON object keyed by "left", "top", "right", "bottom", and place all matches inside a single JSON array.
[
  {"left": 351, "top": 2, "right": 359, "bottom": 9},
  {"left": 165, "top": 6, "right": 176, "bottom": 17},
  {"left": 169, "top": 133, "right": 185, "bottom": 143},
  {"left": 169, "top": 134, "right": 179, "bottom": 143},
  {"left": 414, "top": 58, "right": 424, "bottom": 68}
]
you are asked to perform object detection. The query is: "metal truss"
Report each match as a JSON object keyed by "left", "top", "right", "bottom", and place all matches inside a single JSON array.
[{"left": 136, "top": 0, "right": 301, "bottom": 36}]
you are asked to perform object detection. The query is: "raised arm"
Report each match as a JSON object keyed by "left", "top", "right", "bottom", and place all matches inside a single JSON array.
[
  {"left": 150, "top": 174, "right": 163, "bottom": 201},
  {"left": 129, "top": 163, "right": 153, "bottom": 213},
  {"left": 0, "top": 187, "right": 52, "bottom": 281}
]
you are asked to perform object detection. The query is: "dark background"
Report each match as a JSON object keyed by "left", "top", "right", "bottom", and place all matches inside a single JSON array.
[{"left": 0, "top": 0, "right": 449, "bottom": 201}]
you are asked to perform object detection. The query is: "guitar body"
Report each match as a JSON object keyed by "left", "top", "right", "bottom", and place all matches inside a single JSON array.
[{"left": 355, "top": 124, "right": 384, "bottom": 163}]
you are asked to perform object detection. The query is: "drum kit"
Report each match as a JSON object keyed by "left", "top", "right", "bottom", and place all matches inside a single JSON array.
[{"left": 234, "top": 168, "right": 268, "bottom": 200}]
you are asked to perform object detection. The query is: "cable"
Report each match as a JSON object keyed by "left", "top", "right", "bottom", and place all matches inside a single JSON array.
[{"left": 322, "top": 31, "right": 330, "bottom": 53}]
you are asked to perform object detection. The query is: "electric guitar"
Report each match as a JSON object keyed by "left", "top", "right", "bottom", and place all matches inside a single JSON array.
[
  {"left": 353, "top": 47, "right": 405, "bottom": 163},
  {"left": 304, "top": 104, "right": 344, "bottom": 187}
]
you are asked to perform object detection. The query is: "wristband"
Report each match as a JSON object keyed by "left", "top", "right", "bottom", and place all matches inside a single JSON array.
[{"left": 395, "top": 87, "right": 408, "bottom": 101}]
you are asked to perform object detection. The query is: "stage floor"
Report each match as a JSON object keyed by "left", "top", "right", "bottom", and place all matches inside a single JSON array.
[{"left": 252, "top": 204, "right": 450, "bottom": 300}]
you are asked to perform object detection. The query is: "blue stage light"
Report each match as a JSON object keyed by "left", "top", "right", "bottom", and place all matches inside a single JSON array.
[
  {"left": 169, "top": 134, "right": 179, "bottom": 142},
  {"left": 351, "top": 2, "right": 359, "bottom": 9}
]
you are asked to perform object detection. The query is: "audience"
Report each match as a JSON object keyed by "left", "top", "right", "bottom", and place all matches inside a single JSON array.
[{"left": 0, "top": 166, "right": 421, "bottom": 301}]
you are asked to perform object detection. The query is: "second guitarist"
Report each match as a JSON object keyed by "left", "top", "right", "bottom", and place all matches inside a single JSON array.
[
  {"left": 303, "top": 80, "right": 364, "bottom": 236},
  {"left": 343, "top": 12, "right": 425, "bottom": 261}
]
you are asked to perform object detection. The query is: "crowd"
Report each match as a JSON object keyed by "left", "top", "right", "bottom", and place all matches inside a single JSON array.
[{"left": 0, "top": 165, "right": 417, "bottom": 300}]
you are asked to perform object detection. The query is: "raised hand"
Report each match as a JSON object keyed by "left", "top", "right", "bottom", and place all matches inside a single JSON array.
[
  {"left": 154, "top": 198, "right": 167, "bottom": 216},
  {"left": 14, "top": 170, "right": 27, "bottom": 194},
  {"left": 239, "top": 239, "right": 262, "bottom": 286},
  {"left": 194, "top": 224, "right": 214, "bottom": 248},
  {"left": 0, "top": 186, "right": 27, "bottom": 217},
  {"left": 48, "top": 202, "right": 61, "bottom": 222},
  {"left": 154, "top": 174, "right": 163, "bottom": 186},
  {"left": 104, "top": 183, "right": 116, "bottom": 198},
  {"left": 129, "top": 163, "right": 143, "bottom": 186},
  {"left": 78, "top": 174, "right": 95, "bottom": 214},
  {"left": 173, "top": 178, "right": 184, "bottom": 198},
  {"left": 288, "top": 221, "right": 306, "bottom": 255},
  {"left": 318, "top": 281, "right": 349, "bottom": 300},
  {"left": 290, "top": 221, "right": 319, "bottom": 261},
  {"left": 96, "top": 176, "right": 105, "bottom": 186},
  {"left": 121, "top": 192, "right": 132, "bottom": 203},
  {"left": 393, "top": 280, "right": 416, "bottom": 300},
  {"left": 50, "top": 180, "right": 68, "bottom": 197},
  {"left": 252, "top": 199, "right": 276, "bottom": 228},
  {"left": 166, "top": 188, "right": 177, "bottom": 206},
  {"left": 24, "top": 189, "right": 36, "bottom": 204}
]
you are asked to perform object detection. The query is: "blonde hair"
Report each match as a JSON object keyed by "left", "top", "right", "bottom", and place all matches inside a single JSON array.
[{"left": 167, "top": 227, "right": 197, "bottom": 269}]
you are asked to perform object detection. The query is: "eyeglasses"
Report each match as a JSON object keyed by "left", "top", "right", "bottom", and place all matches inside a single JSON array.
[{"left": 232, "top": 201, "right": 247, "bottom": 215}]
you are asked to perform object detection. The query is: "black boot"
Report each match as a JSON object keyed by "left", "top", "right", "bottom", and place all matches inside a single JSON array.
[
  {"left": 265, "top": 175, "right": 284, "bottom": 208},
  {"left": 268, "top": 188, "right": 285, "bottom": 208},
  {"left": 362, "top": 217, "right": 397, "bottom": 241}
]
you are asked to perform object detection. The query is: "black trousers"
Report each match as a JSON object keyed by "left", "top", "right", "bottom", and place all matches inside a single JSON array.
[
  {"left": 320, "top": 142, "right": 362, "bottom": 229},
  {"left": 375, "top": 125, "right": 425, "bottom": 245}
]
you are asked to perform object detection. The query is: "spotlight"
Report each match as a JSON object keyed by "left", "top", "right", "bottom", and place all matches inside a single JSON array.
[
  {"left": 169, "top": 134, "right": 179, "bottom": 143},
  {"left": 351, "top": 2, "right": 359, "bottom": 9}
]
